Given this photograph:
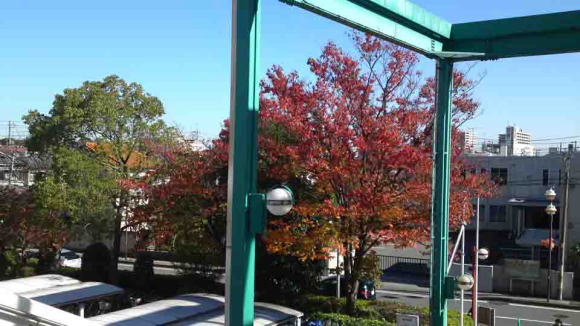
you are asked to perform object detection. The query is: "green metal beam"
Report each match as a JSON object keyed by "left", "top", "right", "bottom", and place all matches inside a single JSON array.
[
  {"left": 348, "top": 0, "right": 451, "bottom": 39},
  {"left": 225, "top": 0, "right": 261, "bottom": 325},
  {"left": 430, "top": 59, "right": 453, "bottom": 326},
  {"left": 447, "top": 10, "right": 580, "bottom": 60},
  {"left": 280, "top": 0, "right": 450, "bottom": 56}
]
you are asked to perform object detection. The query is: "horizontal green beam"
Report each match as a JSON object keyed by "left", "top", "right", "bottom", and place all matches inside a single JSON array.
[
  {"left": 280, "top": 0, "right": 446, "bottom": 56},
  {"left": 348, "top": 0, "right": 451, "bottom": 39},
  {"left": 447, "top": 10, "right": 580, "bottom": 60}
]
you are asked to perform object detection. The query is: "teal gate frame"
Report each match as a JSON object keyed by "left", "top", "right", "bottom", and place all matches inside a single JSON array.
[{"left": 226, "top": 1, "right": 580, "bottom": 325}]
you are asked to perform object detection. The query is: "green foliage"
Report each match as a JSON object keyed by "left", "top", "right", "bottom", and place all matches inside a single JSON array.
[
  {"left": 24, "top": 75, "right": 176, "bottom": 273},
  {"left": 567, "top": 242, "right": 580, "bottom": 271},
  {"left": 358, "top": 252, "right": 383, "bottom": 286},
  {"left": 33, "top": 147, "right": 117, "bottom": 241},
  {"left": 81, "top": 242, "right": 111, "bottom": 283},
  {"left": 255, "top": 240, "right": 325, "bottom": 303},
  {"left": 172, "top": 234, "right": 225, "bottom": 281},
  {"left": 0, "top": 250, "right": 20, "bottom": 279},
  {"left": 296, "top": 295, "right": 473, "bottom": 326},
  {"left": 24, "top": 75, "right": 169, "bottom": 154},
  {"left": 308, "top": 312, "right": 392, "bottom": 326},
  {"left": 0, "top": 250, "right": 43, "bottom": 280}
]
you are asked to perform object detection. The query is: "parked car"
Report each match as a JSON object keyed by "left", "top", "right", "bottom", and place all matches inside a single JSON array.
[
  {"left": 319, "top": 276, "right": 376, "bottom": 300},
  {"left": 57, "top": 249, "right": 82, "bottom": 269}
]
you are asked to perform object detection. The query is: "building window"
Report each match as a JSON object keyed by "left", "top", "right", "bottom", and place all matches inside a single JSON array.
[
  {"left": 543, "top": 169, "right": 549, "bottom": 186},
  {"left": 472, "top": 204, "right": 486, "bottom": 221},
  {"left": 491, "top": 168, "right": 508, "bottom": 185},
  {"left": 490, "top": 205, "right": 507, "bottom": 222}
]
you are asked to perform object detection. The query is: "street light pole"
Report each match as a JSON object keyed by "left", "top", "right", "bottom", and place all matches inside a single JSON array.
[
  {"left": 548, "top": 212, "right": 554, "bottom": 302},
  {"left": 545, "top": 188, "right": 557, "bottom": 303},
  {"left": 472, "top": 197, "right": 480, "bottom": 325},
  {"left": 226, "top": 1, "right": 261, "bottom": 325}
]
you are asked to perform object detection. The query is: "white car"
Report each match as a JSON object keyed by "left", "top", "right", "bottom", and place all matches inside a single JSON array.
[{"left": 57, "top": 249, "right": 82, "bottom": 269}]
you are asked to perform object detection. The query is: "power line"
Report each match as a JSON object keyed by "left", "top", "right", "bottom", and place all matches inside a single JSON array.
[{"left": 532, "top": 135, "right": 580, "bottom": 142}]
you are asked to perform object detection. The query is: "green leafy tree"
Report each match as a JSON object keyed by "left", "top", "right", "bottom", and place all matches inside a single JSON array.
[
  {"left": 24, "top": 75, "right": 173, "bottom": 280},
  {"left": 34, "top": 148, "right": 117, "bottom": 242}
]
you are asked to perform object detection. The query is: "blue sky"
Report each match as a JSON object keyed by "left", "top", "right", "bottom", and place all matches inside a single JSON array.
[{"left": 1, "top": 0, "right": 579, "bottom": 145}]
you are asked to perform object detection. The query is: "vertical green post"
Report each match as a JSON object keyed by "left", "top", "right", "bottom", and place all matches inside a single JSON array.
[
  {"left": 226, "top": 1, "right": 261, "bottom": 326},
  {"left": 430, "top": 59, "right": 454, "bottom": 326}
]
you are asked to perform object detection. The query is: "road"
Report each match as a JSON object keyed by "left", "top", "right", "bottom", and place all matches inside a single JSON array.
[{"left": 377, "top": 289, "right": 578, "bottom": 326}]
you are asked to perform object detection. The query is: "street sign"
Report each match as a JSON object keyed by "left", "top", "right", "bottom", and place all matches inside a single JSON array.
[
  {"left": 478, "top": 306, "right": 496, "bottom": 326},
  {"left": 396, "top": 313, "right": 419, "bottom": 326}
]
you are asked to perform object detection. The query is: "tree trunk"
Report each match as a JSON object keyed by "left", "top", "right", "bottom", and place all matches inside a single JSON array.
[
  {"left": 346, "top": 277, "right": 359, "bottom": 314},
  {"left": 344, "top": 245, "right": 361, "bottom": 314},
  {"left": 345, "top": 248, "right": 364, "bottom": 314}
]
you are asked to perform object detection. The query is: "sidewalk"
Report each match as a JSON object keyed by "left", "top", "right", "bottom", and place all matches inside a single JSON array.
[{"left": 380, "top": 274, "right": 580, "bottom": 311}]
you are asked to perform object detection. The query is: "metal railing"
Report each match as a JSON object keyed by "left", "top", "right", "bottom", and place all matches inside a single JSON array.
[{"left": 377, "top": 255, "right": 430, "bottom": 275}]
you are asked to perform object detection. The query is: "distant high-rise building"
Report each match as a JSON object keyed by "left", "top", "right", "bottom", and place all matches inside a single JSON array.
[
  {"left": 498, "top": 126, "right": 535, "bottom": 156},
  {"left": 460, "top": 129, "right": 477, "bottom": 153}
]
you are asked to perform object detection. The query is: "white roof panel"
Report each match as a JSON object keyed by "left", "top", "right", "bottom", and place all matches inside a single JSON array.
[
  {"left": 20, "top": 282, "right": 123, "bottom": 307},
  {"left": 0, "top": 288, "right": 102, "bottom": 326},
  {"left": 90, "top": 293, "right": 303, "bottom": 326},
  {"left": 0, "top": 274, "right": 81, "bottom": 294}
]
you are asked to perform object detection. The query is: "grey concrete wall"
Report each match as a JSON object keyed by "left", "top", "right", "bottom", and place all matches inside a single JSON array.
[{"left": 492, "top": 264, "right": 574, "bottom": 299}]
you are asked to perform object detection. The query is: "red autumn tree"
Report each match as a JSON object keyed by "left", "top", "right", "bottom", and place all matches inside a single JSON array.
[
  {"left": 0, "top": 187, "right": 69, "bottom": 276},
  {"left": 255, "top": 34, "right": 494, "bottom": 311},
  {"left": 137, "top": 33, "right": 493, "bottom": 311},
  {"left": 131, "top": 139, "right": 228, "bottom": 269}
]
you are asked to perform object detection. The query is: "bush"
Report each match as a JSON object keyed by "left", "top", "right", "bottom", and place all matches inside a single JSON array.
[
  {"left": 295, "top": 295, "right": 474, "bottom": 326},
  {"left": 307, "top": 312, "right": 393, "bottom": 326},
  {"left": 81, "top": 242, "right": 111, "bottom": 283},
  {"left": 134, "top": 251, "right": 154, "bottom": 291},
  {"left": 0, "top": 250, "right": 20, "bottom": 279},
  {"left": 448, "top": 310, "right": 474, "bottom": 326},
  {"left": 255, "top": 240, "right": 325, "bottom": 303}
]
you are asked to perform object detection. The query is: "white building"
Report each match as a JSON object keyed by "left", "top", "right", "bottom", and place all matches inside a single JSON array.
[
  {"left": 499, "top": 126, "right": 535, "bottom": 156},
  {"left": 460, "top": 129, "right": 477, "bottom": 153}
]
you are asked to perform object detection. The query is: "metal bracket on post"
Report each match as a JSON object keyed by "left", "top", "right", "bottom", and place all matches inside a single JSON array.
[
  {"left": 445, "top": 276, "right": 457, "bottom": 300},
  {"left": 248, "top": 193, "right": 266, "bottom": 234}
]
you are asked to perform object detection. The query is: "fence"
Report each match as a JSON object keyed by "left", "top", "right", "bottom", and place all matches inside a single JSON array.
[{"left": 377, "top": 255, "right": 430, "bottom": 276}]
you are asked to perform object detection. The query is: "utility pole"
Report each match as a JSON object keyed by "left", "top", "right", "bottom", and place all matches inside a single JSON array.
[
  {"left": 558, "top": 144, "right": 572, "bottom": 300},
  {"left": 7, "top": 121, "right": 15, "bottom": 187}
]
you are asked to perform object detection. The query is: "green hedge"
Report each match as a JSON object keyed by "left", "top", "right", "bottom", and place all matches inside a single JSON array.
[
  {"left": 295, "top": 295, "right": 473, "bottom": 326},
  {"left": 308, "top": 313, "right": 394, "bottom": 326}
]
